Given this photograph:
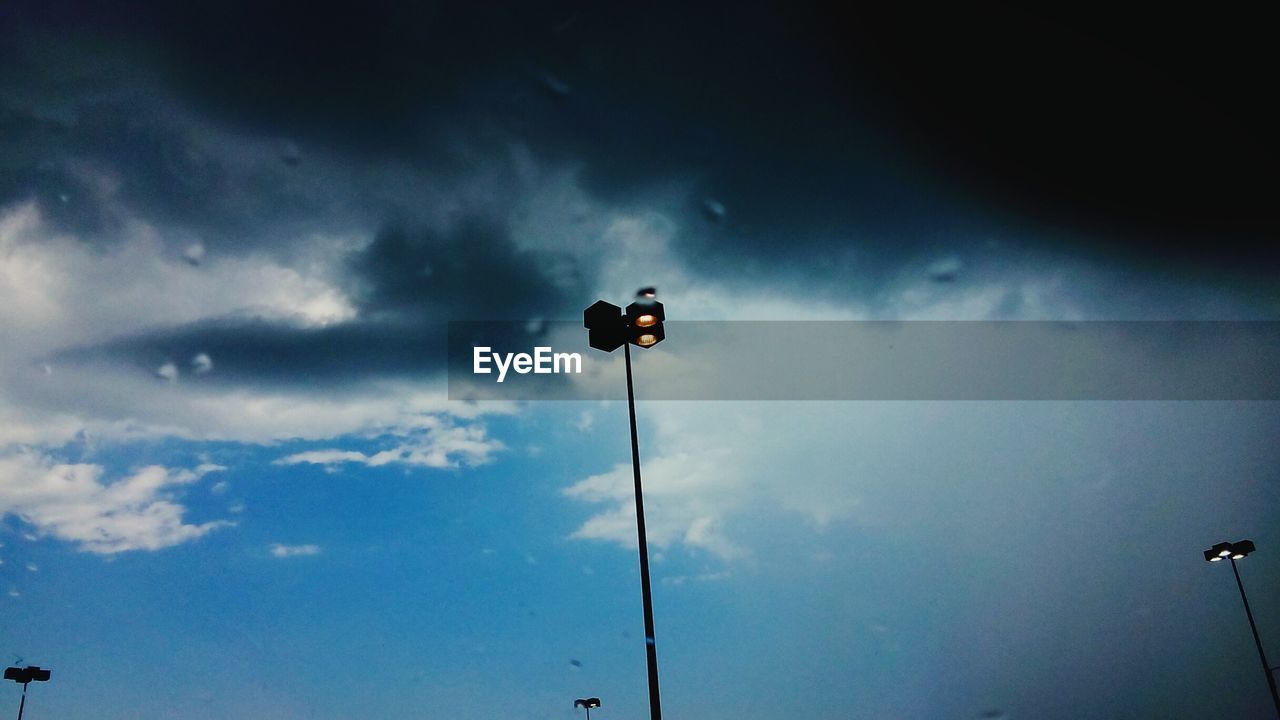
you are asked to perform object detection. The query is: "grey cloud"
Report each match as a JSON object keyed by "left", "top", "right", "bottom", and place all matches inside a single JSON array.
[
  {"left": 54, "top": 216, "right": 587, "bottom": 387},
  {"left": 351, "top": 218, "right": 584, "bottom": 320}
]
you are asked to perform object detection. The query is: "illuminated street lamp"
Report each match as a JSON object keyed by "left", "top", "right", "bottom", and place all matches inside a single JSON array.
[
  {"left": 575, "top": 697, "right": 602, "bottom": 720},
  {"left": 582, "top": 287, "right": 666, "bottom": 720},
  {"left": 1204, "top": 539, "right": 1280, "bottom": 718},
  {"left": 4, "top": 666, "right": 50, "bottom": 720}
]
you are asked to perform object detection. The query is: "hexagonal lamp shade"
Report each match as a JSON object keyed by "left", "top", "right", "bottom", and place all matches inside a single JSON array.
[
  {"left": 625, "top": 297, "right": 665, "bottom": 327},
  {"left": 632, "top": 322, "right": 665, "bottom": 348},
  {"left": 625, "top": 297, "right": 666, "bottom": 349},
  {"left": 584, "top": 300, "right": 626, "bottom": 352},
  {"left": 586, "top": 294, "right": 667, "bottom": 351},
  {"left": 575, "top": 698, "right": 602, "bottom": 709}
]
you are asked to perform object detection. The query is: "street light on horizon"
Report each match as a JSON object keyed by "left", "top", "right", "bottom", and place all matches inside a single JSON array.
[
  {"left": 575, "top": 696, "right": 602, "bottom": 720},
  {"left": 4, "top": 666, "right": 50, "bottom": 720},
  {"left": 583, "top": 287, "right": 667, "bottom": 720},
  {"left": 1204, "top": 539, "right": 1280, "bottom": 718}
]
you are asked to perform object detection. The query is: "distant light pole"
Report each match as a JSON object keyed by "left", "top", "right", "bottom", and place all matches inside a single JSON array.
[
  {"left": 4, "top": 666, "right": 50, "bottom": 720},
  {"left": 1204, "top": 539, "right": 1280, "bottom": 718},
  {"left": 583, "top": 287, "right": 666, "bottom": 720},
  {"left": 575, "top": 696, "right": 602, "bottom": 720}
]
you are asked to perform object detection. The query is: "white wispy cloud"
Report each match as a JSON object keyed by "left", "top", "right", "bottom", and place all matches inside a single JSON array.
[
  {"left": 661, "top": 569, "right": 732, "bottom": 586},
  {"left": 0, "top": 453, "right": 231, "bottom": 554},
  {"left": 269, "top": 543, "right": 321, "bottom": 558},
  {"left": 276, "top": 450, "right": 369, "bottom": 465},
  {"left": 275, "top": 417, "right": 504, "bottom": 469},
  {"left": 564, "top": 446, "right": 747, "bottom": 560}
]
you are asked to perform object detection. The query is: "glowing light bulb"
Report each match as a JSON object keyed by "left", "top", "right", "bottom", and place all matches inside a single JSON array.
[{"left": 636, "top": 334, "right": 658, "bottom": 347}]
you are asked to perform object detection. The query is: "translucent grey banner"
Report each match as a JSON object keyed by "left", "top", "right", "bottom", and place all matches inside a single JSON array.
[{"left": 447, "top": 321, "right": 1280, "bottom": 401}]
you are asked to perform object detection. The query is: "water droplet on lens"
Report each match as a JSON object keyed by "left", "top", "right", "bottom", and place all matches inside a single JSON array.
[
  {"left": 927, "top": 256, "right": 963, "bottom": 282},
  {"left": 192, "top": 353, "right": 213, "bottom": 374},
  {"left": 702, "top": 198, "right": 726, "bottom": 222},
  {"left": 280, "top": 140, "right": 302, "bottom": 166},
  {"left": 540, "top": 72, "right": 571, "bottom": 98},
  {"left": 156, "top": 362, "right": 179, "bottom": 382},
  {"left": 553, "top": 12, "right": 579, "bottom": 34},
  {"left": 184, "top": 242, "right": 206, "bottom": 266}
]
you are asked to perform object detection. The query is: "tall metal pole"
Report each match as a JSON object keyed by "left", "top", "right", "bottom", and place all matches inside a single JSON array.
[
  {"left": 15, "top": 682, "right": 26, "bottom": 720},
  {"left": 1230, "top": 557, "right": 1280, "bottom": 718},
  {"left": 624, "top": 342, "right": 663, "bottom": 720}
]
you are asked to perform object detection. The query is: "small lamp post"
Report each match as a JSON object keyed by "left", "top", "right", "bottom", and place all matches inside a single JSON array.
[
  {"left": 4, "top": 666, "right": 50, "bottom": 720},
  {"left": 1204, "top": 539, "right": 1280, "bottom": 718},
  {"left": 575, "top": 697, "right": 602, "bottom": 720}
]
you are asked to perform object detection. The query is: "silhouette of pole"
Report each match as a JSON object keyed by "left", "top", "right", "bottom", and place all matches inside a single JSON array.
[
  {"left": 624, "top": 341, "right": 663, "bottom": 720},
  {"left": 583, "top": 291, "right": 665, "bottom": 720},
  {"left": 1230, "top": 556, "right": 1280, "bottom": 718},
  {"left": 5, "top": 667, "right": 48, "bottom": 720}
]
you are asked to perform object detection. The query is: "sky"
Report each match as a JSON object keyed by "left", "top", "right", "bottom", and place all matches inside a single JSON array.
[{"left": 1, "top": 4, "right": 1279, "bottom": 719}]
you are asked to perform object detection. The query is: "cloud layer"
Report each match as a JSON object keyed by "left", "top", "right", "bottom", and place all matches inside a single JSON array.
[{"left": 0, "top": 453, "right": 229, "bottom": 553}]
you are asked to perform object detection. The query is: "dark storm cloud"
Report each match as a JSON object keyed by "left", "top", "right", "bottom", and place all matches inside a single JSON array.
[
  {"left": 64, "top": 317, "right": 433, "bottom": 386},
  {"left": 7, "top": 1, "right": 1279, "bottom": 392},
  {"left": 0, "top": 88, "right": 363, "bottom": 253},
  {"left": 352, "top": 218, "right": 581, "bottom": 320},
  {"left": 2, "top": 97, "right": 242, "bottom": 239},
  {"left": 5, "top": 2, "right": 1276, "bottom": 279}
]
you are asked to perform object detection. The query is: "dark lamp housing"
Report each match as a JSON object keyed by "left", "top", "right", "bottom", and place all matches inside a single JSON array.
[
  {"left": 1203, "top": 539, "right": 1256, "bottom": 562},
  {"left": 4, "top": 666, "right": 50, "bottom": 683},
  {"left": 584, "top": 300, "right": 626, "bottom": 352}
]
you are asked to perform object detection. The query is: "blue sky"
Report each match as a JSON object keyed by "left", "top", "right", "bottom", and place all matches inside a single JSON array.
[
  {"left": 2, "top": 4, "right": 1280, "bottom": 719},
  {"left": 5, "top": 401, "right": 1279, "bottom": 719}
]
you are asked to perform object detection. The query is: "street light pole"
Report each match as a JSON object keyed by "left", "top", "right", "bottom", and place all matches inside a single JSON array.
[
  {"left": 575, "top": 697, "right": 602, "bottom": 720},
  {"left": 4, "top": 666, "right": 49, "bottom": 720},
  {"left": 624, "top": 340, "right": 663, "bottom": 720},
  {"left": 1205, "top": 539, "right": 1280, "bottom": 718},
  {"left": 1230, "top": 556, "right": 1280, "bottom": 718},
  {"left": 583, "top": 289, "right": 667, "bottom": 720}
]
